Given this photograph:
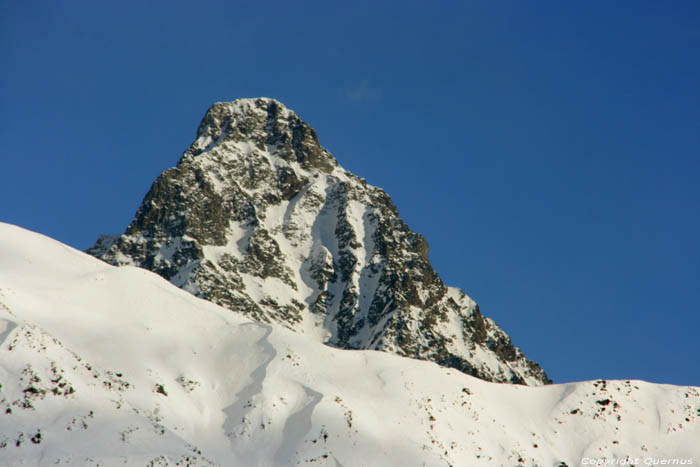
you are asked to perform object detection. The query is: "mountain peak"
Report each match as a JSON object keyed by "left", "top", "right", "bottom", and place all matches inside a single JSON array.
[
  {"left": 89, "top": 98, "right": 551, "bottom": 386},
  {"left": 203, "top": 97, "right": 295, "bottom": 127},
  {"left": 186, "top": 98, "right": 336, "bottom": 175}
]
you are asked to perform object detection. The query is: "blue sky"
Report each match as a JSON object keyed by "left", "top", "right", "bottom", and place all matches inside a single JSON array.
[{"left": 2, "top": 1, "right": 699, "bottom": 385}]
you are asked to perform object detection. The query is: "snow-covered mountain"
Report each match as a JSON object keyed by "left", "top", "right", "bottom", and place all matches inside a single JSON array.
[
  {"left": 88, "top": 97, "right": 548, "bottom": 386},
  {"left": 1, "top": 223, "right": 698, "bottom": 466}
]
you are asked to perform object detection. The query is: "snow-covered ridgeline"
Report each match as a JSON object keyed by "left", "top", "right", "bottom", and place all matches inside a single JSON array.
[{"left": 1, "top": 223, "right": 698, "bottom": 465}]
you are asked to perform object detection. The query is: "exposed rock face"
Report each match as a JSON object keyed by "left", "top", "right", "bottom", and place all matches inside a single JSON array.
[{"left": 88, "top": 98, "right": 551, "bottom": 385}]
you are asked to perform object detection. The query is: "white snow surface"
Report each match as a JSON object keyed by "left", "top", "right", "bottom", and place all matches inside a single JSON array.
[{"left": 0, "top": 222, "right": 698, "bottom": 466}]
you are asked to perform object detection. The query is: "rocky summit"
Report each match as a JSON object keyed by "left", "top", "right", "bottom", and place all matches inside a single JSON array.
[{"left": 88, "top": 97, "right": 550, "bottom": 385}]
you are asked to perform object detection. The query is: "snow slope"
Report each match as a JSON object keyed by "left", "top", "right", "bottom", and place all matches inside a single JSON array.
[{"left": 1, "top": 222, "right": 698, "bottom": 466}]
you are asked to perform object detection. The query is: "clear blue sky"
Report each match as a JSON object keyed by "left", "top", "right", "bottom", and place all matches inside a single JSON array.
[{"left": 2, "top": 1, "right": 699, "bottom": 386}]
